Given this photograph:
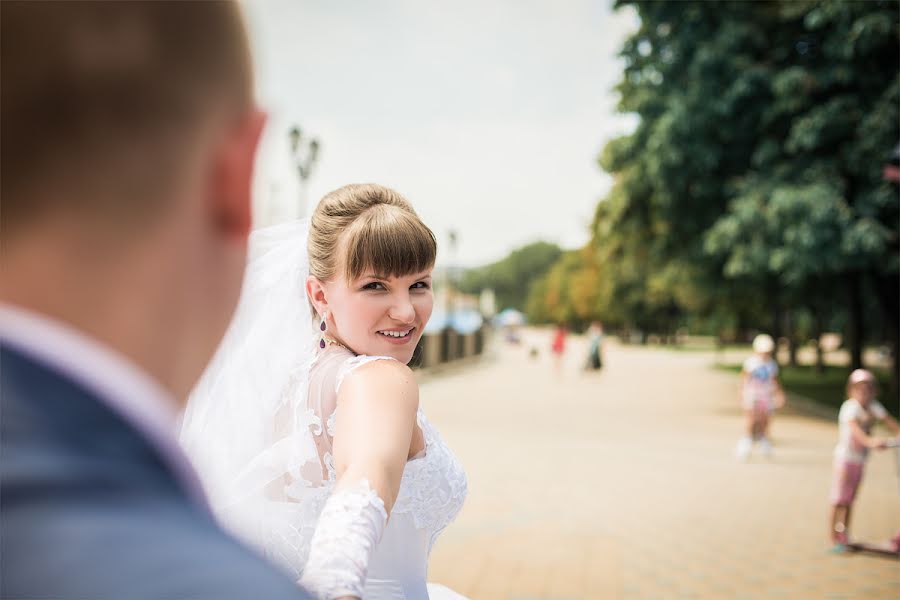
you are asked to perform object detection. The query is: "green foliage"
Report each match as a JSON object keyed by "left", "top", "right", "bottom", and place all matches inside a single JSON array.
[
  {"left": 457, "top": 241, "right": 562, "bottom": 311},
  {"left": 525, "top": 247, "right": 609, "bottom": 327},
  {"left": 705, "top": 182, "right": 854, "bottom": 284},
  {"left": 526, "top": 0, "right": 900, "bottom": 375}
]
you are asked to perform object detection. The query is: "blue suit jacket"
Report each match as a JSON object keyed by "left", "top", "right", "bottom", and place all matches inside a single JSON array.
[{"left": 1, "top": 344, "right": 311, "bottom": 599}]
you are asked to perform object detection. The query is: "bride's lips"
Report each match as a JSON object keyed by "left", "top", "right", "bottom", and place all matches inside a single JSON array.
[{"left": 376, "top": 327, "right": 416, "bottom": 345}]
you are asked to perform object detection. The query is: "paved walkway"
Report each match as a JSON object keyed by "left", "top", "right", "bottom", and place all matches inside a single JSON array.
[{"left": 420, "top": 329, "right": 900, "bottom": 600}]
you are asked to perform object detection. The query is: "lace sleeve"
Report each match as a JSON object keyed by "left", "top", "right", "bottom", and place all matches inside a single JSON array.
[{"left": 297, "top": 479, "right": 388, "bottom": 600}]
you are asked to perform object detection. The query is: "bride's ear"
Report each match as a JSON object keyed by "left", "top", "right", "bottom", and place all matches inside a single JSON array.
[{"left": 306, "top": 275, "right": 328, "bottom": 318}]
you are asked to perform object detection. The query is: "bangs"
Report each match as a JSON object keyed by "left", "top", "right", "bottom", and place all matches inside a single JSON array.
[{"left": 341, "top": 204, "right": 437, "bottom": 280}]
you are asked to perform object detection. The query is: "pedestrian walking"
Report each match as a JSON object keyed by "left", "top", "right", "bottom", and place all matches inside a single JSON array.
[
  {"left": 584, "top": 321, "right": 604, "bottom": 371},
  {"left": 551, "top": 323, "right": 567, "bottom": 375}
]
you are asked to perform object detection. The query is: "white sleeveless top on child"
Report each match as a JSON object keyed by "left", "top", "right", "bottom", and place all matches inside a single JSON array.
[
  {"left": 833, "top": 398, "right": 888, "bottom": 464},
  {"left": 263, "top": 345, "right": 468, "bottom": 599},
  {"left": 741, "top": 355, "right": 778, "bottom": 410}
]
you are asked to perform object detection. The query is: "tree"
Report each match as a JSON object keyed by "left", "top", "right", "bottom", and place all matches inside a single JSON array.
[
  {"left": 523, "top": 1, "right": 899, "bottom": 392},
  {"left": 457, "top": 241, "right": 562, "bottom": 312},
  {"left": 704, "top": 0, "right": 899, "bottom": 384},
  {"left": 597, "top": 0, "right": 898, "bottom": 385}
]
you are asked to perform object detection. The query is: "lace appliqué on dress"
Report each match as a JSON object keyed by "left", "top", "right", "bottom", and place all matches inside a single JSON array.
[
  {"left": 319, "top": 412, "right": 467, "bottom": 556},
  {"left": 392, "top": 409, "right": 468, "bottom": 553}
]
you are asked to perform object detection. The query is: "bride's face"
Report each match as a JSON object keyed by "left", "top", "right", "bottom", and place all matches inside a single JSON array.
[{"left": 322, "top": 269, "right": 434, "bottom": 363}]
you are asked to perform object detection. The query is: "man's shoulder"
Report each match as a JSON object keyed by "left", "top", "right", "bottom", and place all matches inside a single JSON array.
[
  {"left": 1, "top": 342, "right": 102, "bottom": 419},
  {"left": 1, "top": 344, "right": 310, "bottom": 599},
  {"left": 1, "top": 490, "right": 310, "bottom": 599},
  {"left": 1, "top": 343, "right": 150, "bottom": 466}
]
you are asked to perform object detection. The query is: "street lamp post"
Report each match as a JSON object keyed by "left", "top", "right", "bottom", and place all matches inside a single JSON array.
[
  {"left": 446, "top": 229, "right": 458, "bottom": 321},
  {"left": 288, "top": 125, "right": 320, "bottom": 219},
  {"left": 445, "top": 230, "right": 459, "bottom": 360}
]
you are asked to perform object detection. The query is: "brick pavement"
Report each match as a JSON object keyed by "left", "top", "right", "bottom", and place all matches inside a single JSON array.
[{"left": 420, "top": 329, "right": 900, "bottom": 600}]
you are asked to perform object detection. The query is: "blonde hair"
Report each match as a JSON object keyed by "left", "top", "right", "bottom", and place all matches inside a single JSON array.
[{"left": 308, "top": 183, "right": 437, "bottom": 286}]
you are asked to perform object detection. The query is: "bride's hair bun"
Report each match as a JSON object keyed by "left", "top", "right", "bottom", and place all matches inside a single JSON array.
[{"left": 308, "top": 183, "right": 437, "bottom": 284}]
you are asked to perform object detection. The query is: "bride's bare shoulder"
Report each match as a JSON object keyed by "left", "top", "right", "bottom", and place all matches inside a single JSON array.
[{"left": 337, "top": 357, "right": 418, "bottom": 413}]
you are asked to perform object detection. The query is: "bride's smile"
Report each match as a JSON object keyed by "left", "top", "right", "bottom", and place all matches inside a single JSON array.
[{"left": 327, "top": 270, "right": 434, "bottom": 363}]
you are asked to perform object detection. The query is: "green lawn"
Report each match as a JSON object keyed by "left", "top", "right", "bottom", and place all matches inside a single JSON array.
[
  {"left": 664, "top": 343, "right": 750, "bottom": 353},
  {"left": 716, "top": 364, "right": 899, "bottom": 420}
]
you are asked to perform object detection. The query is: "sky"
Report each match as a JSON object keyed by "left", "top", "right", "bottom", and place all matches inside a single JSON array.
[{"left": 245, "top": 0, "right": 639, "bottom": 268}]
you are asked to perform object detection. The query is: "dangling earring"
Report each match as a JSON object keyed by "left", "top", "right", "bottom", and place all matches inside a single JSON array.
[{"left": 319, "top": 314, "right": 327, "bottom": 349}]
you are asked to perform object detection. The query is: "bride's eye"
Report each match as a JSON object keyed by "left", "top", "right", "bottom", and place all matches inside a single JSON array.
[{"left": 362, "top": 281, "right": 386, "bottom": 291}]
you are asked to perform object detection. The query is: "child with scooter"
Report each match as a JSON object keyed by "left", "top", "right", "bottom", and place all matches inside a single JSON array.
[{"left": 828, "top": 368, "right": 900, "bottom": 554}]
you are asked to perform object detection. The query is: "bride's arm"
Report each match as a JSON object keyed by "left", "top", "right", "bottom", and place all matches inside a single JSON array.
[
  {"left": 298, "top": 360, "right": 419, "bottom": 600},
  {"left": 332, "top": 359, "right": 419, "bottom": 514}
]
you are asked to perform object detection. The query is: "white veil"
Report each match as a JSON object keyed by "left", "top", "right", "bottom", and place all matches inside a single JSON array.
[{"left": 180, "top": 219, "right": 329, "bottom": 571}]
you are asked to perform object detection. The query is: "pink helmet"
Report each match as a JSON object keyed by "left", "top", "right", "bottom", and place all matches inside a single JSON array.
[{"left": 848, "top": 368, "right": 876, "bottom": 385}]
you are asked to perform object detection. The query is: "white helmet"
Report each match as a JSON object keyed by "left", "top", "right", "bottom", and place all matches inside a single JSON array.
[{"left": 752, "top": 333, "right": 775, "bottom": 354}]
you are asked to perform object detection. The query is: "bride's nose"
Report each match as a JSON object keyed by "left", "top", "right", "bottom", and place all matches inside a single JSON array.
[{"left": 388, "top": 292, "right": 416, "bottom": 323}]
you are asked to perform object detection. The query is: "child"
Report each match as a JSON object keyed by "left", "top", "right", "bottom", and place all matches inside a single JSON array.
[
  {"left": 735, "top": 334, "right": 786, "bottom": 460},
  {"left": 828, "top": 369, "right": 900, "bottom": 552}
]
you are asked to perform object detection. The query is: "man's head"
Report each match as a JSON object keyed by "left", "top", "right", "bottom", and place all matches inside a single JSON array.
[{"left": 1, "top": 1, "right": 266, "bottom": 401}]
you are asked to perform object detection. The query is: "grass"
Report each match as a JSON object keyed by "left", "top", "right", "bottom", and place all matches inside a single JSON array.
[
  {"left": 664, "top": 343, "right": 749, "bottom": 353},
  {"left": 715, "top": 364, "right": 899, "bottom": 420}
]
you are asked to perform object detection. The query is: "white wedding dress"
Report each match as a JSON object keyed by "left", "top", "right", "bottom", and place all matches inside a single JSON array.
[
  {"left": 267, "top": 346, "right": 468, "bottom": 599},
  {"left": 180, "top": 220, "right": 468, "bottom": 599}
]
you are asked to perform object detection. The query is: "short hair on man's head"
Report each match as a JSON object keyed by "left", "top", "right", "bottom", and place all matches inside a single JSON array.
[{"left": 1, "top": 1, "right": 254, "bottom": 234}]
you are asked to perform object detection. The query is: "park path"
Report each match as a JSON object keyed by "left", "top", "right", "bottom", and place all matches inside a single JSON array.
[{"left": 420, "top": 328, "right": 900, "bottom": 600}]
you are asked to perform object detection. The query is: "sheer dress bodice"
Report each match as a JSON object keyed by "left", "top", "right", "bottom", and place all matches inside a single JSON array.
[{"left": 263, "top": 346, "right": 467, "bottom": 599}]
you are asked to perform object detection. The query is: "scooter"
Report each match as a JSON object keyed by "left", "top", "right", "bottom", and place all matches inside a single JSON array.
[{"left": 845, "top": 440, "right": 900, "bottom": 559}]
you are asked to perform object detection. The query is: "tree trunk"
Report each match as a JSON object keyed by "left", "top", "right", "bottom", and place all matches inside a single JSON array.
[
  {"left": 846, "top": 271, "right": 864, "bottom": 370},
  {"left": 770, "top": 283, "right": 783, "bottom": 365},
  {"left": 871, "top": 272, "right": 899, "bottom": 397},
  {"left": 736, "top": 310, "right": 749, "bottom": 343},
  {"left": 785, "top": 310, "right": 799, "bottom": 367},
  {"left": 771, "top": 299, "right": 783, "bottom": 343},
  {"left": 812, "top": 305, "right": 825, "bottom": 374},
  {"left": 842, "top": 174, "right": 867, "bottom": 373}
]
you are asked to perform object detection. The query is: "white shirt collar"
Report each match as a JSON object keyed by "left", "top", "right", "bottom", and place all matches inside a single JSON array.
[{"left": 0, "top": 303, "right": 209, "bottom": 510}]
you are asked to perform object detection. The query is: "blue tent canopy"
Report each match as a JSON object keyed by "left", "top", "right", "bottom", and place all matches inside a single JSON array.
[
  {"left": 494, "top": 308, "right": 525, "bottom": 327},
  {"left": 425, "top": 309, "right": 484, "bottom": 334}
]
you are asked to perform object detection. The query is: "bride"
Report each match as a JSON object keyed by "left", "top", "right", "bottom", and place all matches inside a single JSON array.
[{"left": 180, "top": 184, "right": 468, "bottom": 600}]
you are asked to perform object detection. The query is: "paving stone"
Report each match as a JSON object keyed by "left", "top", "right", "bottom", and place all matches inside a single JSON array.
[{"left": 423, "top": 330, "right": 900, "bottom": 599}]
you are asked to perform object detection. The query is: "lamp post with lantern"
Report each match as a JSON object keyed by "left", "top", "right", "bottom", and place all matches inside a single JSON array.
[{"left": 288, "top": 125, "right": 320, "bottom": 219}]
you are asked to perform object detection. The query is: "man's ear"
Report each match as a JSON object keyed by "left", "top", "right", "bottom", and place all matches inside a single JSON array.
[
  {"left": 306, "top": 275, "right": 328, "bottom": 318},
  {"left": 209, "top": 108, "right": 268, "bottom": 239}
]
